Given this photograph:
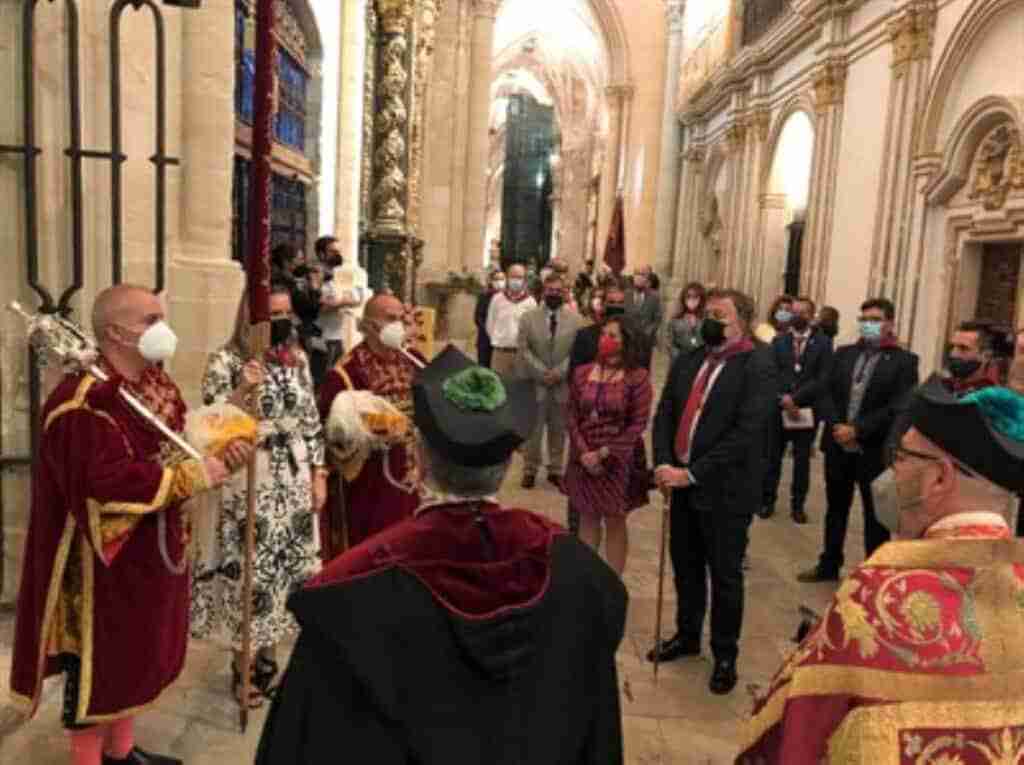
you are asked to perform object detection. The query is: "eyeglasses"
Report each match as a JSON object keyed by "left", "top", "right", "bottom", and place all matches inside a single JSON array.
[{"left": 888, "top": 444, "right": 976, "bottom": 477}]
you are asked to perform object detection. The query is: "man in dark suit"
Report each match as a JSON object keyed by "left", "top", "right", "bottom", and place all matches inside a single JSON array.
[
  {"left": 798, "top": 297, "right": 919, "bottom": 583},
  {"left": 761, "top": 296, "right": 833, "bottom": 523},
  {"left": 570, "top": 283, "right": 652, "bottom": 375},
  {"left": 647, "top": 289, "right": 778, "bottom": 695},
  {"left": 625, "top": 266, "right": 662, "bottom": 365},
  {"left": 474, "top": 270, "right": 504, "bottom": 368}
]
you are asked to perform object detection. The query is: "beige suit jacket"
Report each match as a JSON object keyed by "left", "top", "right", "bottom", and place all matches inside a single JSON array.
[{"left": 517, "top": 306, "right": 585, "bottom": 402}]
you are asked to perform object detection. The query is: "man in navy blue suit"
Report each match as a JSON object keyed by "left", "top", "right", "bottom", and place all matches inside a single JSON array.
[{"left": 761, "top": 297, "right": 833, "bottom": 524}]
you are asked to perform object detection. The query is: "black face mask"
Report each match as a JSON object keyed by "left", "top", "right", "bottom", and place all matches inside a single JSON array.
[
  {"left": 819, "top": 322, "right": 838, "bottom": 338},
  {"left": 270, "top": 318, "right": 294, "bottom": 346},
  {"left": 326, "top": 255, "right": 343, "bottom": 268},
  {"left": 700, "top": 317, "right": 727, "bottom": 348},
  {"left": 605, "top": 304, "right": 626, "bottom": 317},
  {"left": 792, "top": 316, "right": 810, "bottom": 332},
  {"left": 544, "top": 294, "right": 564, "bottom": 310},
  {"left": 292, "top": 264, "right": 311, "bottom": 279},
  {"left": 947, "top": 356, "right": 982, "bottom": 380}
]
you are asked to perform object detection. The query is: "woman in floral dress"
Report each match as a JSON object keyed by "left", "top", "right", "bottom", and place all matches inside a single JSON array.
[
  {"left": 190, "top": 284, "right": 326, "bottom": 708},
  {"left": 563, "top": 317, "right": 652, "bottom": 575}
]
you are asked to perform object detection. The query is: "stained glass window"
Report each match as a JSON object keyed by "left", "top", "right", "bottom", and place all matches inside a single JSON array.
[
  {"left": 234, "top": 2, "right": 255, "bottom": 124},
  {"left": 274, "top": 49, "right": 307, "bottom": 151},
  {"left": 231, "top": 157, "right": 308, "bottom": 263}
]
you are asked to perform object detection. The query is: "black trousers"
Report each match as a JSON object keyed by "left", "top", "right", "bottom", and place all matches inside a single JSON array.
[
  {"left": 818, "top": 446, "right": 889, "bottom": 574},
  {"left": 670, "top": 486, "right": 751, "bottom": 663},
  {"left": 763, "top": 420, "right": 815, "bottom": 511},
  {"left": 477, "top": 336, "right": 493, "bottom": 369},
  {"left": 310, "top": 339, "right": 344, "bottom": 389}
]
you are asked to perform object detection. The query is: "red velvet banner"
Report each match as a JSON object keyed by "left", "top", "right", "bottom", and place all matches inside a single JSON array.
[
  {"left": 246, "top": 0, "right": 276, "bottom": 333},
  {"left": 603, "top": 196, "right": 626, "bottom": 276}
]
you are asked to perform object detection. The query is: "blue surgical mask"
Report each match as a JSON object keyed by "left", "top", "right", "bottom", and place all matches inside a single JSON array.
[
  {"left": 775, "top": 309, "right": 793, "bottom": 324},
  {"left": 860, "top": 320, "right": 883, "bottom": 342}
]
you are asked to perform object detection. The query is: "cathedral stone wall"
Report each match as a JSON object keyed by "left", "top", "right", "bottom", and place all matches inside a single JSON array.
[
  {"left": 0, "top": 0, "right": 242, "bottom": 603},
  {"left": 669, "top": 0, "right": 1024, "bottom": 375}
]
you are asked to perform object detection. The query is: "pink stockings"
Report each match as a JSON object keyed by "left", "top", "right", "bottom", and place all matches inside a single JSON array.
[{"left": 69, "top": 716, "right": 134, "bottom": 765}]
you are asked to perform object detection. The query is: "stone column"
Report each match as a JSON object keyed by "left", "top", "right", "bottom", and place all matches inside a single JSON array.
[
  {"left": 597, "top": 84, "right": 633, "bottom": 259},
  {"left": 335, "top": 0, "right": 368, "bottom": 259},
  {"left": 678, "top": 145, "right": 706, "bottom": 285},
  {"left": 460, "top": 0, "right": 498, "bottom": 270},
  {"left": 722, "top": 121, "right": 747, "bottom": 285},
  {"left": 869, "top": 0, "right": 936, "bottom": 332},
  {"left": 653, "top": 0, "right": 686, "bottom": 280},
  {"left": 803, "top": 57, "right": 847, "bottom": 301},
  {"left": 741, "top": 107, "right": 771, "bottom": 293}
]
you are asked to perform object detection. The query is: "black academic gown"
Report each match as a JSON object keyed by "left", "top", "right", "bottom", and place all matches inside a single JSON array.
[{"left": 255, "top": 501, "right": 627, "bottom": 765}]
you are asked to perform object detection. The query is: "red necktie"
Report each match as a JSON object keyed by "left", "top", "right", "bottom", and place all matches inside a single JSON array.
[
  {"left": 674, "top": 359, "right": 721, "bottom": 463},
  {"left": 673, "top": 338, "right": 755, "bottom": 463}
]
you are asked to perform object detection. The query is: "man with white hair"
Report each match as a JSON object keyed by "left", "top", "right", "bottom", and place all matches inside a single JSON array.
[
  {"left": 257, "top": 346, "right": 628, "bottom": 764},
  {"left": 739, "top": 377, "right": 1024, "bottom": 763}
]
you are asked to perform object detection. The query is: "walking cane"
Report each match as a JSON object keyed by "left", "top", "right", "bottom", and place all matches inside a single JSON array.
[{"left": 653, "top": 490, "right": 670, "bottom": 682}]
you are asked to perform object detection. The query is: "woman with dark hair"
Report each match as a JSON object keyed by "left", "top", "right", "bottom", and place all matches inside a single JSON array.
[
  {"left": 668, "top": 281, "right": 706, "bottom": 362},
  {"left": 563, "top": 316, "right": 652, "bottom": 574},
  {"left": 755, "top": 294, "right": 795, "bottom": 343}
]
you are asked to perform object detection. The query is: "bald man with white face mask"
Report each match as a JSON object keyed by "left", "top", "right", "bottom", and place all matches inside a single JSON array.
[{"left": 11, "top": 285, "right": 251, "bottom": 765}]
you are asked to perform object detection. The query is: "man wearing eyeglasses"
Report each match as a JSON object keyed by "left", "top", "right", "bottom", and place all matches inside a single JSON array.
[
  {"left": 797, "top": 298, "right": 919, "bottom": 583},
  {"left": 740, "top": 378, "right": 1024, "bottom": 764}
]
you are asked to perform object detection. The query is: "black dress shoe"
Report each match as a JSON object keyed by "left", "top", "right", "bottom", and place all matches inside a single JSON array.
[
  {"left": 521, "top": 474, "right": 536, "bottom": 489},
  {"left": 103, "top": 748, "right": 182, "bottom": 765},
  {"left": 791, "top": 508, "right": 808, "bottom": 524},
  {"left": 796, "top": 565, "right": 839, "bottom": 583},
  {"left": 757, "top": 504, "right": 775, "bottom": 519},
  {"left": 709, "top": 660, "right": 737, "bottom": 695},
  {"left": 645, "top": 635, "right": 700, "bottom": 663}
]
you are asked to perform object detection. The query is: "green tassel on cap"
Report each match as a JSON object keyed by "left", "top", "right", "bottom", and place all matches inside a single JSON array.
[{"left": 442, "top": 366, "right": 507, "bottom": 412}]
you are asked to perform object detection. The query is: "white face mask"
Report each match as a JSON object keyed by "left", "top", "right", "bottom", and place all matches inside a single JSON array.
[
  {"left": 136, "top": 320, "right": 178, "bottom": 363},
  {"left": 379, "top": 320, "right": 406, "bottom": 350},
  {"left": 873, "top": 467, "right": 926, "bottom": 535},
  {"left": 492, "top": 279, "right": 506, "bottom": 291}
]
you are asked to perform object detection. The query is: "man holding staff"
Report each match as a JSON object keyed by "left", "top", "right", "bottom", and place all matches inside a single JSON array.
[{"left": 11, "top": 285, "right": 252, "bottom": 765}]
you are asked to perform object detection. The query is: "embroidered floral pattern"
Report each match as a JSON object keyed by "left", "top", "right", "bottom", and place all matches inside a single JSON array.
[
  {"left": 899, "top": 726, "right": 1024, "bottom": 764},
  {"left": 190, "top": 348, "right": 323, "bottom": 650}
]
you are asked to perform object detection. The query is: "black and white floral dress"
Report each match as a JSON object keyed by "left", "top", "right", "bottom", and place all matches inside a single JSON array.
[{"left": 190, "top": 347, "right": 324, "bottom": 651}]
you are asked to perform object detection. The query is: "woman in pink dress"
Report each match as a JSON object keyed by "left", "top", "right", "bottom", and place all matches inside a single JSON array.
[{"left": 563, "top": 317, "right": 652, "bottom": 574}]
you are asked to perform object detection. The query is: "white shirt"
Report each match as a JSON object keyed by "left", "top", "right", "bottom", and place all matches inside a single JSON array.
[
  {"left": 679, "top": 359, "right": 728, "bottom": 465},
  {"left": 317, "top": 280, "right": 366, "bottom": 342},
  {"left": 486, "top": 292, "right": 537, "bottom": 349}
]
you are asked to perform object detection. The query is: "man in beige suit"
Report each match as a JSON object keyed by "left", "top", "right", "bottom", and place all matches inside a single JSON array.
[{"left": 518, "top": 272, "right": 585, "bottom": 489}]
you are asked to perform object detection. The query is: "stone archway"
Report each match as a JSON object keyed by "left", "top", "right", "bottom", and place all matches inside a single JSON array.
[
  {"left": 907, "top": 0, "right": 1024, "bottom": 369},
  {"left": 754, "top": 107, "right": 816, "bottom": 313}
]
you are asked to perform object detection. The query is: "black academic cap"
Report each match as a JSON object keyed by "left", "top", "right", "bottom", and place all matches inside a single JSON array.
[
  {"left": 908, "top": 375, "right": 1024, "bottom": 493},
  {"left": 413, "top": 345, "right": 536, "bottom": 467}
]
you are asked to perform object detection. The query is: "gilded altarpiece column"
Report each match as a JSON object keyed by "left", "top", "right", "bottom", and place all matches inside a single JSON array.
[{"left": 361, "top": 0, "right": 443, "bottom": 301}]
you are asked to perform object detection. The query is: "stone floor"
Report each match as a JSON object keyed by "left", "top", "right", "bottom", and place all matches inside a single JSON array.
[{"left": 0, "top": 351, "right": 869, "bottom": 764}]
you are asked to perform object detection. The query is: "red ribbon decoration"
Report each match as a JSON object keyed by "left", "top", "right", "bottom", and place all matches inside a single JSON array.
[{"left": 246, "top": 0, "right": 276, "bottom": 340}]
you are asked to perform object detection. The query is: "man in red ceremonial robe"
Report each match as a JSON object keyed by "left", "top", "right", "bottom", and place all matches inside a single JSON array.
[
  {"left": 738, "top": 378, "right": 1024, "bottom": 764},
  {"left": 257, "top": 346, "right": 627, "bottom": 764},
  {"left": 10, "top": 286, "right": 251, "bottom": 765},
  {"left": 318, "top": 294, "right": 424, "bottom": 560}
]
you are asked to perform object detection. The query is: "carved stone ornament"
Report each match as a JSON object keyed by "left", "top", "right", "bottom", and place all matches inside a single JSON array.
[
  {"left": 888, "top": 0, "right": 936, "bottom": 74},
  {"left": 376, "top": 0, "right": 415, "bottom": 35},
  {"left": 700, "top": 195, "right": 724, "bottom": 257},
  {"left": 471, "top": 0, "right": 500, "bottom": 19},
  {"left": 751, "top": 108, "right": 771, "bottom": 142},
  {"left": 666, "top": 0, "right": 685, "bottom": 33},
  {"left": 274, "top": 0, "right": 307, "bottom": 65},
  {"left": 408, "top": 0, "right": 442, "bottom": 230},
  {"left": 969, "top": 122, "right": 1024, "bottom": 211},
  {"left": 725, "top": 123, "right": 747, "bottom": 153},
  {"left": 813, "top": 59, "right": 848, "bottom": 112},
  {"left": 686, "top": 146, "right": 707, "bottom": 165}
]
